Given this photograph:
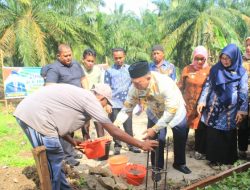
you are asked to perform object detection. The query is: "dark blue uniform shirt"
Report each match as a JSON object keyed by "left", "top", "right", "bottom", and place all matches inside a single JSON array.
[{"left": 45, "top": 60, "right": 85, "bottom": 87}]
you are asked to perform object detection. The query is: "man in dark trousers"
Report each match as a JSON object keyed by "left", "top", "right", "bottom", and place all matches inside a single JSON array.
[
  {"left": 42, "top": 44, "right": 88, "bottom": 166},
  {"left": 14, "top": 83, "right": 158, "bottom": 190},
  {"left": 114, "top": 61, "right": 191, "bottom": 179}
]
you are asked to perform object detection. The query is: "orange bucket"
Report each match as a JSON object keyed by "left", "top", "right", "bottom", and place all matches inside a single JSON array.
[
  {"left": 125, "top": 164, "right": 146, "bottom": 186},
  {"left": 81, "top": 139, "right": 111, "bottom": 159},
  {"left": 108, "top": 155, "right": 129, "bottom": 175}
]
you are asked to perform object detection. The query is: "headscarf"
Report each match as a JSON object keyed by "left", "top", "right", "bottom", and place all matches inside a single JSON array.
[
  {"left": 209, "top": 43, "right": 246, "bottom": 106},
  {"left": 191, "top": 46, "right": 208, "bottom": 70},
  {"left": 243, "top": 37, "right": 250, "bottom": 60}
]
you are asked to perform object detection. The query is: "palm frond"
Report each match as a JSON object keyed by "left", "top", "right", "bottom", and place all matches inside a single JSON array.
[
  {"left": 30, "top": 19, "right": 47, "bottom": 66},
  {"left": 0, "top": 25, "right": 15, "bottom": 57}
]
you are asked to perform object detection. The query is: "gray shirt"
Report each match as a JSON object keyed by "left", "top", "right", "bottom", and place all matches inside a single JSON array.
[
  {"left": 14, "top": 84, "right": 112, "bottom": 137},
  {"left": 45, "top": 60, "right": 85, "bottom": 87}
]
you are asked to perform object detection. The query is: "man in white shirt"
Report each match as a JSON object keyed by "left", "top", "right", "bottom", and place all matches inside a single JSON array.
[
  {"left": 80, "top": 48, "right": 105, "bottom": 139},
  {"left": 114, "top": 61, "right": 191, "bottom": 178}
]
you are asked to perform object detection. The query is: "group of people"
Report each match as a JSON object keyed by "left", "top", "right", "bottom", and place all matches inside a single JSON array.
[
  {"left": 14, "top": 40, "right": 250, "bottom": 189},
  {"left": 179, "top": 42, "right": 249, "bottom": 167}
]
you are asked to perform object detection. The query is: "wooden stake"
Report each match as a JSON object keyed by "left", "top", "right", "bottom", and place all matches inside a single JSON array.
[
  {"left": 32, "top": 146, "right": 52, "bottom": 190},
  {"left": 0, "top": 49, "right": 8, "bottom": 109}
]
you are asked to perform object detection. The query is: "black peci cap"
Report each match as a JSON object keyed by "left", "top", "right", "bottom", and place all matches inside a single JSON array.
[{"left": 128, "top": 61, "right": 150, "bottom": 79}]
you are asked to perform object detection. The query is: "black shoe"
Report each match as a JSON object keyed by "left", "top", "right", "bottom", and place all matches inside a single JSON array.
[
  {"left": 74, "top": 154, "right": 83, "bottom": 159},
  {"left": 66, "top": 159, "right": 80, "bottom": 167},
  {"left": 128, "top": 146, "right": 141, "bottom": 153},
  {"left": 152, "top": 169, "right": 161, "bottom": 182},
  {"left": 114, "top": 147, "right": 121, "bottom": 155},
  {"left": 173, "top": 164, "right": 191, "bottom": 174}
]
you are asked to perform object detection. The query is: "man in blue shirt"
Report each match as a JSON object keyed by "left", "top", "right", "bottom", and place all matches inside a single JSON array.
[
  {"left": 149, "top": 44, "right": 176, "bottom": 81},
  {"left": 43, "top": 44, "right": 87, "bottom": 167},
  {"left": 45, "top": 45, "right": 87, "bottom": 88},
  {"left": 104, "top": 48, "right": 141, "bottom": 155}
]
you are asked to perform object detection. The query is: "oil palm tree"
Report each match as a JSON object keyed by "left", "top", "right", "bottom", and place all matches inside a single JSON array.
[
  {"left": 230, "top": 0, "right": 250, "bottom": 34},
  {"left": 96, "top": 4, "right": 151, "bottom": 64},
  {"left": 158, "top": 0, "right": 249, "bottom": 68},
  {"left": 0, "top": 0, "right": 102, "bottom": 66}
]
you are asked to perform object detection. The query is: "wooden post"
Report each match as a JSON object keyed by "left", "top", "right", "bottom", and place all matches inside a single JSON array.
[
  {"left": 32, "top": 146, "right": 52, "bottom": 190},
  {"left": 0, "top": 49, "right": 7, "bottom": 109}
]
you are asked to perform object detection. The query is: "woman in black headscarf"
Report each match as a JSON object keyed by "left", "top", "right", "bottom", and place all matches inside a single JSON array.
[{"left": 197, "top": 44, "right": 248, "bottom": 165}]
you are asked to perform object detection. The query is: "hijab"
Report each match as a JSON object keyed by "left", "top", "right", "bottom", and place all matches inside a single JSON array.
[
  {"left": 209, "top": 43, "right": 246, "bottom": 106},
  {"left": 191, "top": 46, "right": 208, "bottom": 70}
]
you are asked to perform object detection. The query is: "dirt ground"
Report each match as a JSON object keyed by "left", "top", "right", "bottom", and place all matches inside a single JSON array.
[{"left": 0, "top": 112, "right": 249, "bottom": 190}]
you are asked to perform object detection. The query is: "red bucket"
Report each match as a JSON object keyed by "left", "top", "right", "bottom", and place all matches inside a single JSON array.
[
  {"left": 80, "top": 139, "right": 111, "bottom": 159},
  {"left": 125, "top": 164, "right": 146, "bottom": 186}
]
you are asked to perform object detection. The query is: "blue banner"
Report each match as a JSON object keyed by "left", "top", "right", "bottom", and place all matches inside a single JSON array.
[{"left": 3, "top": 67, "right": 44, "bottom": 99}]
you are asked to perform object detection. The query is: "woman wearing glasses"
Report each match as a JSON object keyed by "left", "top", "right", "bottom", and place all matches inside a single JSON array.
[
  {"left": 178, "top": 46, "right": 210, "bottom": 160},
  {"left": 197, "top": 44, "right": 248, "bottom": 166}
]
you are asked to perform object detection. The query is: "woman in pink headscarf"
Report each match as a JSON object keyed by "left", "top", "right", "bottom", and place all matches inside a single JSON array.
[{"left": 178, "top": 45, "right": 210, "bottom": 160}]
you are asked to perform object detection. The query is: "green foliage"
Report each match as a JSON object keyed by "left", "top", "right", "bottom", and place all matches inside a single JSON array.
[
  {"left": 77, "top": 176, "right": 87, "bottom": 187},
  {"left": 159, "top": 0, "right": 249, "bottom": 69},
  {"left": 96, "top": 5, "right": 154, "bottom": 64},
  {"left": 202, "top": 169, "right": 250, "bottom": 190},
  {"left": 1, "top": 0, "right": 250, "bottom": 68},
  {"left": 0, "top": 0, "right": 103, "bottom": 66},
  {"left": 233, "top": 159, "right": 247, "bottom": 167},
  {"left": 0, "top": 110, "right": 33, "bottom": 167}
]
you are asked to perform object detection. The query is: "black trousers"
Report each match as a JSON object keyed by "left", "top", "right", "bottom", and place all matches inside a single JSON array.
[
  {"left": 238, "top": 117, "right": 249, "bottom": 151},
  {"left": 109, "top": 108, "right": 133, "bottom": 148},
  {"left": 148, "top": 117, "right": 188, "bottom": 169}
]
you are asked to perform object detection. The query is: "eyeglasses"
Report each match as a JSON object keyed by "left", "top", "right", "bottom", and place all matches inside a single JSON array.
[
  {"left": 220, "top": 56, "right": 231, "bottom": 62},
  {"left": 194, "top": 57, "right": 206, "bottom": 62}
]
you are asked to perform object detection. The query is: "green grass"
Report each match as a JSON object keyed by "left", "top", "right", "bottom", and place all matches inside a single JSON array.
[
  {"left": 203, "top": 169, "right": 250, "bottom": 190},
  {"left": 0, "top": 109, "right": 34, "bottom": 167}
]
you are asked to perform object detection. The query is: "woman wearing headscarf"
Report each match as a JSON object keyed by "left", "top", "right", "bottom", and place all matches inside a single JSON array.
[
  {"left": 178, "top": 46, "right": 210, "bottom": 160},
  {"left": 197, "top": 44, "right": 248, "bottom": 165}
]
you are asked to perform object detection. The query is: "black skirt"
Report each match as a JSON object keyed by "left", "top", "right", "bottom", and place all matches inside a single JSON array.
[
  {"left": 206, "top": 127, "right": 238, "bottom": 165},
  {"left": 195, "top": 121, "right": 207, "bottom": 154}
]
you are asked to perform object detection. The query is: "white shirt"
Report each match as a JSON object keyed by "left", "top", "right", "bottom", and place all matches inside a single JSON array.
[{"left": 114, "top": 71, "right": 186, "bottom": 130}]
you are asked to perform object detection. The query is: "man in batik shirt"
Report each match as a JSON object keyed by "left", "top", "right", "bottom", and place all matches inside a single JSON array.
[{"left": 114, "top": 61, "right": 191, "bottom": 178}]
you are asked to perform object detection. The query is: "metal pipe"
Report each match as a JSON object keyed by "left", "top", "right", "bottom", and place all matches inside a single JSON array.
[
  {"left": 163, "top": 137, "right": 169, "bottom": 190},
  {"left": 145, "top": 150, "right": 150, "bottom": 190}
]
